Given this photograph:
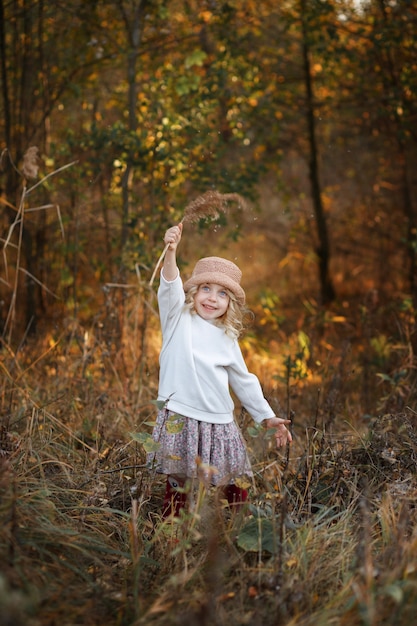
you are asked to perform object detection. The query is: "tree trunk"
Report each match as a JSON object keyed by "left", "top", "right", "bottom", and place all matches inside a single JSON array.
[
  {"left": 398, "top": 144, "right": 417, "bottom": 356},
  {"left": 119, "top": 0, "right": 147, "bottom": 252},
  {"left": 0, "top": 0, "right": 11, "bottom": 149},
  {"left": 300, "top": 1, "right": 335, "bottom": 305}
]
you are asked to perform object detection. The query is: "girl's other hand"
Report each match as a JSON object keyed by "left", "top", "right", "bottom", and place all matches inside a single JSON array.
[{"left": 265, "top": 417, "right": 293, "bottom": 448}]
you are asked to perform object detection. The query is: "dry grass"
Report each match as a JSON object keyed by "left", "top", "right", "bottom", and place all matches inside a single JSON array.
[
  {"left": 1, "top": 298, "right": 417, "bottom": 626},
  {"left": 149, "top": 190, "right": 248, "bottom": 285},
  {"left": 181, "top": 190, "right": 248, "bottom": 224},
  {"left": 1, "top": 169, "right": 417, "bottom": 625},
  {"left": 0, "top": 147, "right": 76, "bottom": 343}
]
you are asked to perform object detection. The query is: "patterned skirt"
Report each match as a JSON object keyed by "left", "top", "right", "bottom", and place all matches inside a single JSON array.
[{"left": 147, "top": 408, "right": 253, "bottom": 486}]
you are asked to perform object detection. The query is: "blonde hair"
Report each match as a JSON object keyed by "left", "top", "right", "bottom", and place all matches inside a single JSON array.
[{"left": 184, "top": 284, "right": 251, "bottom": 339}]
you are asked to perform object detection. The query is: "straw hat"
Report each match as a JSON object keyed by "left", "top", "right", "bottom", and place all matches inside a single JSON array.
[{"left": 183, "top": 256, "right": 245, "bottom": 305}]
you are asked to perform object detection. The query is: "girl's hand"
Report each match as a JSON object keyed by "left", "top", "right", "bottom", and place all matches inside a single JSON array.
[
  {"left": 264, "top": 417, "right": 293, "bottom": 448},
  {"left": 164, "top": 223, "right": 183, "bottom": 250}
]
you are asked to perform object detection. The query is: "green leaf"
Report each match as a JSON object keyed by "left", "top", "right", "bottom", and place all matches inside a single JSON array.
[
  {"left": 247, "top": 425, "right": 260, "bottom": 438},
  {"left": 165, "top": 414, "right": 185, "bottom": 435},
  {"left": 384, "top": 583, "right": 404, "bottom": 604},
  {"left": 184, "top": 50, "right": 207, "bottom": 68},
  {"left": 175, "top": 74, "right": 200, "bottom": 95},
  {"left": 151, "top": 399, "right": 167, "bottom": 410},
  {"left": 237, "top": 517, "right": 277, "bottom": 554},
  {"left": 129, "top": 432, "right": 160, "bottom": 453}
]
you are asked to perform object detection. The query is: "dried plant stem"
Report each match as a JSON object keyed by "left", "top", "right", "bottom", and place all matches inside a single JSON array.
[
  {"left": 3, "top": 189, "right": 25, "bottom": 343},
  {"left": 1, "top": 150, "right": 76, "bottom": 342},
  {"left": 25, "top": 160, "right": 77, "bottom": 196},
  {"left": 276, "top": 491, "right": 287, "bottom": 586},
  {"left": 148, "top": 190, "right": 248, "bottom": 287},
  {"left": 149, "top": 241, "right": 171, "bottom": 287}
]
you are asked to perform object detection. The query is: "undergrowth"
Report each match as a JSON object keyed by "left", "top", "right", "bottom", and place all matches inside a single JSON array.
[{"left": 1, "top": 292, "right": 417, "bottom": 626}]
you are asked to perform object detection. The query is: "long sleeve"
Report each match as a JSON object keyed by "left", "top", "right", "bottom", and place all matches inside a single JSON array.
[
  {"left": 157, "top": 270, "right": 275, "bottom": 424},
  {"left": 227, "top": 343, "right": 276, "bottom": 423}
]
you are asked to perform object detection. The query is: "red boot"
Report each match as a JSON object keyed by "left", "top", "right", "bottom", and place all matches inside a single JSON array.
[
  {"left": 162, "top": 475, "right": 187, "bottom": 518},
  {"left": 223, "top": 483, "right": 248, "bottom": 509}
]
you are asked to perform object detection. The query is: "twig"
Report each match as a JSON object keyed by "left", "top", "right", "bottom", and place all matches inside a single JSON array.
[
  {"left": 19, "top": 267, "right": 60, "bottom": 299},
  {"left": 100, "top": 464, "right": 148, "bottom": 474},
  {"left": 24, "top": 160, "right": 78, "bottom": 196},
  {"left": 1, "top": 148, "right": 76, "bottom": 341},
  {"left": 149, "top": 242, "right": 170, "bottom": 287},
  {"left": 3, "top": 189, "right": 25, "bottom": 341}
]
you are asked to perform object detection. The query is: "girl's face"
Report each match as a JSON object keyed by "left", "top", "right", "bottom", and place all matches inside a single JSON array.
[{"left": 194, "top": 283, "right": 230, "bottom": 321}]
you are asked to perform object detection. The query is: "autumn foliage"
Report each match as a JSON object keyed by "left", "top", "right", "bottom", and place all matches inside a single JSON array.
[{"left": 1, "top": 1, "right": 417, "bottom": 625}]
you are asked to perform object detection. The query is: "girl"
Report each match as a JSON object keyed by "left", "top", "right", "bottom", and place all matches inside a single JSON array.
[{"left": 148, "top": 223, "right": 292, "bottom": 517}]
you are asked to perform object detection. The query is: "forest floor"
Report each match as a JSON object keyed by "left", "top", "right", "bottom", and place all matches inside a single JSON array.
[{"left": 1, "top": 290, "right": 417, "bottom": 626}]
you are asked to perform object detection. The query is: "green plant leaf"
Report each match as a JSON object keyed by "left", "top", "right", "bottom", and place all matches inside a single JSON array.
[
  {"left": 185, "top": 50, "right": 207, "bottom": 68},
  {"left": 237, "top": 517, "right": 277, "bottom": 554},
  {"left": 166, "top": 414, "right": 185, "bottom": 434},
  {"left": 247, "top": 425, "right": 260, "bottom": 438},
  {"left": 129, "top": 432, "right": 160, "bottom": 453},
  {"left": 151, "top": 400, "right": 167, "bottom": 410}
]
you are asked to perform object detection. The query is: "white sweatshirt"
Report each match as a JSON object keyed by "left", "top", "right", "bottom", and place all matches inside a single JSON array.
[{"left": 157, "top": 270, "right": 276, "bottom": 425}]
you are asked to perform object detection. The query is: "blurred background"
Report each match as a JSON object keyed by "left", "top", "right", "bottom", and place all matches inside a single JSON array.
[{"left": 1, "top": 0, "right": 416, "bottom": 428}]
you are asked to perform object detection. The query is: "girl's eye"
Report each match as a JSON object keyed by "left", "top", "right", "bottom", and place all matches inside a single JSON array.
[
  {"left": 201, "top": 285, "right": 210, "bottom": 292},
  {"left": 219, "top": 290, "right": 227, "bottom": 298}
]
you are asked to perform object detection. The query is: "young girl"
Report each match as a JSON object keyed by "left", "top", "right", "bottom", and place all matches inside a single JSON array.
[{"left": 148, "top": 223, "right": 292, "bottom": 517}]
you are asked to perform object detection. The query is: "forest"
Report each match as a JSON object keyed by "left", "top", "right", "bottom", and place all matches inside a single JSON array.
[{"left": 1, "top": 0, "right": 417, "bottom": 624}]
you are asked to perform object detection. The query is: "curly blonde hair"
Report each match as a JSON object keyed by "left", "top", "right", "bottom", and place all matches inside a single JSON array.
[{"left": 184, "top": 285, "right": 251, "bottom": 339}]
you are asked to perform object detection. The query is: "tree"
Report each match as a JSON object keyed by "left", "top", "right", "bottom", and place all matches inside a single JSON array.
[
  {"left": 2, "top": 0, "right": 416, "bottom": 337},
  {"left": 368, "top": 0, "right": 417, "bottom": 303},
  {"left": 0, "top": 0, "right": 115, "bottom": 335},
  {"left": 300, "top": 0, "right": 336, "bottom": 304}
]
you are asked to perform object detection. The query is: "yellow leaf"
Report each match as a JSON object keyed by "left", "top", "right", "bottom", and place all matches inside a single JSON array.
[
  {"left": 235, "top": 477, "right": 251, "bottom": 489},
  {"left": 199, "top": 10, "right": 212, "bottom": 22}
]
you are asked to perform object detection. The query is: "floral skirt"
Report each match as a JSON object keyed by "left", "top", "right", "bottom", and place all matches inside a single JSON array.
[{"left": 147, "top": 409, "right": 253, "bottom": 486}]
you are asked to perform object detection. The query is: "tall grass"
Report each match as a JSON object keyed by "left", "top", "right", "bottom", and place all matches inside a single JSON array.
[
  {"left": 1, "top": 152, "right": 416, "bottom": 624},
  {"left": 1, "top": 307, "right": 416, "bottom": 626}
]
